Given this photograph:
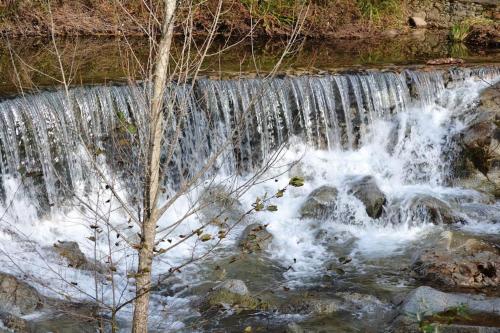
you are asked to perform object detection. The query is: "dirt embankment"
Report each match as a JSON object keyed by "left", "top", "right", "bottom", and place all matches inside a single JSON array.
[
  {"left": 0, "top": 0, "right": 375, "bottom": 38},
  {"left": 0, "top": 0, "right": 498, "bottom": 43}
]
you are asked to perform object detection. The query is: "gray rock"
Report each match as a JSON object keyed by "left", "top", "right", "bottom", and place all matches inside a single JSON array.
[
  {"left": 0, "top": 273, "right": 43, "bottom": 315},
  {"left": 346, "top": 176, "right": 386, "bottom": 219},
  {"left": 405, "top": 194, "right": 461, "bottom": 225},
  {"left": 201, "top": 279, "right": 272, "bottom": 312},
  {"left": 239, "top": 223, "right": 273, "bottom": 252},
  {"left": 401, "top": 286, "right": 500, "bottom": 316},
  {"left": 300, "top": 185, "right": 338, "bottom": 219},
  {"left": 214, "top": 279, "right": 249, "bottom": 296}
]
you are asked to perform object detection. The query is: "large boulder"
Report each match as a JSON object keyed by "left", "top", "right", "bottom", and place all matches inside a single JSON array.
[
  {"left": 300, "top": 185, "right": 338, "bottom": 219},
  {"left": 0, "top": 273, "right": 43, "bottom": 315},
  {"left": 404, "top": 195, "right": 462, "bottom": 225},
  {"left": 454, "top": 82, "right": 500, "bottom": 197},
  {"left": 346, "top": 176, "right": 386, "bottom": 219},
  {"left": 401, "top": 286, "right": 500, "bottom": 316},
  {"left": 239, "top": 223, "right": 273, "bottom": 253},
  {"left": 393, "top": 286, "right": 500, "bottom": 333},
  {"left": 412, "top": 233, "right": 500, "bottom": 290}
]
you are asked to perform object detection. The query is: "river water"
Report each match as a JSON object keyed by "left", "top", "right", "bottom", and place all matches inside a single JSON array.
[{"left": 0, "top": 65, "right": 498, "bottom": 331}]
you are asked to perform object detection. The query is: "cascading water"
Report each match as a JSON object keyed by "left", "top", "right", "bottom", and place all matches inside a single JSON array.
[{"left": 0, "top": 66, "right": 499, "bottom": 331}]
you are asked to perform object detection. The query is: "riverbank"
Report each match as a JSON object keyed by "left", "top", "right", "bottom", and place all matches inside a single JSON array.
[{"left": 0, "top": 0, "right": 498, "bottom": 40}]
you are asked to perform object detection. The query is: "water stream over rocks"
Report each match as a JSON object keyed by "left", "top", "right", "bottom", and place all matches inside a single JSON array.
[{"left": 0, "top": 65, "right": 499, "bottom": 332}]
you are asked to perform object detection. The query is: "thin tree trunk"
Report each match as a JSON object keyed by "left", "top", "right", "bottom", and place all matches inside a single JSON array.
[{"left": 132, "top": 0, "right": 177, "bottom": 331}]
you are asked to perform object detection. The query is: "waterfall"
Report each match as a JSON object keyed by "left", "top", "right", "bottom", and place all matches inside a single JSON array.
[{"left": 0, "top": 67, "right": 498, "bottom": 209}]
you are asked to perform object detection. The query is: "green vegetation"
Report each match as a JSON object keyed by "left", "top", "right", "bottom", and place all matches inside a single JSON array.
[
  {"left": 449, "top": 18, "right": 494, "bottom": 42},
  {"left": 356, "top": 0, "right": 402, "bottom": 23},
  {"left": 450, "top": 22, "right": 471, "bottom": 42},
  {"left": 419, "top": 304, "right": 473, "bottom": 332}
]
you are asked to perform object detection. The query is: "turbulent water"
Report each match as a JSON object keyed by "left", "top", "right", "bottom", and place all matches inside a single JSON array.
[{"left": 0, "top": 66, "right": 499, "bottom": 331}]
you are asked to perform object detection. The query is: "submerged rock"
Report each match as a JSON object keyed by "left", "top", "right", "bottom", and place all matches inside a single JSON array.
[
  {"left": 300, "top": 185, "right": 338, "bottom": 219},
  {"left": 412, "top": 234, "right": 500, "bottom": 290},
  {"left": 346, "top": 176, "right": 386, "bottom": 219},
  {"left": 239, "top": 223, "right": 273, "bottom": 253},
  {"left": 0, "top": 273, "right": 43, "bottom": 315},
  {"left": 281, "top": 291, "right": 389, "bottom": 316},
  {"left": 201, "top": 279, "right": 271, "bottom": 313}
]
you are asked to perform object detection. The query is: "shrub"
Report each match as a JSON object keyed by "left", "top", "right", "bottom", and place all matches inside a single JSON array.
[{"left": 450, "top": 22, "right": 471, "bottom": 42}]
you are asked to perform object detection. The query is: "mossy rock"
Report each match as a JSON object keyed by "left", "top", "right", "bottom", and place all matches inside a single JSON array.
[{"left": 201, "top": 279, "right": 274, "bottom": 313}]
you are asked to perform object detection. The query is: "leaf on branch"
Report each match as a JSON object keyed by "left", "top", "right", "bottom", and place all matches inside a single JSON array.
[
  {"left": 126, "top": 124, "right": 137, "bottom": 134},
  {"left": 289, "top": 176, "right": 305, "bottom": 187},
  {"left": 195, "top": 229, "right": 203, "bottom": 236},
  {"left": 267, "top": 205, "right": 278, "bottom": 212},
  {"left": 200, "top": 234, "right": 212, "bottom": 242},
  {"left": 276, "top": 189, "right": 285, "bottom": 198},
  {"left": 131, "top": 243, "right": 141, "bottom": 250},
  {"left": 254, "top": 198, "right": 264, "bottom": 211},
  {"left": 87, "top": 236, "right": 96, "bottom": 242},
  {"left": 116, "top": 111, "right": 126, "bottom": 122}
]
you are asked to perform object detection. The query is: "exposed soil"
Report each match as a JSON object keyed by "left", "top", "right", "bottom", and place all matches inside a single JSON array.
[{"left": 0, "top": 0, "right": 415, "bottom": 39}]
